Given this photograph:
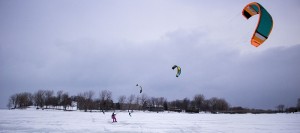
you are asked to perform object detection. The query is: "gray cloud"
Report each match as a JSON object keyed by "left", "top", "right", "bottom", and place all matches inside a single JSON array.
[
  {"left": 1, "top": 0, "right": 300, "bottom": 109},
  {"left": 1, "top": 27, "right": 300, "bottom": 109}
]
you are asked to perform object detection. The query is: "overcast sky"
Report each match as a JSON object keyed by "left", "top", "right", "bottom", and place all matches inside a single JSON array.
[{"left": 1, "top": 0, "right": 300, "bottom": 109}]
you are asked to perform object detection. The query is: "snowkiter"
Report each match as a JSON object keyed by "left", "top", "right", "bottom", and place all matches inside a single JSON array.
[{"left": 111, "top": 112, "right": 117, "bottom": 122}]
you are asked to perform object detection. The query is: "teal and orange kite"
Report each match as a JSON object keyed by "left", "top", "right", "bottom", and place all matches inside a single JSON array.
[{"left": 242, "top": 2, "right": 273, "bottom": 47}]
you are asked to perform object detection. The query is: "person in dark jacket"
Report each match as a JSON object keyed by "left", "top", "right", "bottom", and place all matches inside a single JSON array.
[{"left": 111, "top": 112, "right": 117, "bottom": 122}]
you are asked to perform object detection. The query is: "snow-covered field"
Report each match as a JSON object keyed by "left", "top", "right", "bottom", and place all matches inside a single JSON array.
[{"left": 0, "top": 109, "right": 299, "bottom": 133}]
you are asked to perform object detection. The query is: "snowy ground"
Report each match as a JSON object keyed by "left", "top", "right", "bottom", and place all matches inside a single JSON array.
[{"left": 0, "top": 109, "right": 299, "bottom": 133}]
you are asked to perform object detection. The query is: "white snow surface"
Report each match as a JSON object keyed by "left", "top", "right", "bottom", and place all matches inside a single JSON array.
[{"left": 0, "top": 109, "right": 300, "bottom": 133}]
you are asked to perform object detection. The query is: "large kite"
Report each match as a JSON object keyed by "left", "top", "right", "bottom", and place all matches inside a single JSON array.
[{"left": 242, "top": 2, "right": 273, "bottom": 47}]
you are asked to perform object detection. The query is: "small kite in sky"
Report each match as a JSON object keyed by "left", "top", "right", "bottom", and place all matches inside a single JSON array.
[{"left": 172, "top": 65, "right": 181, "bottom": 77}]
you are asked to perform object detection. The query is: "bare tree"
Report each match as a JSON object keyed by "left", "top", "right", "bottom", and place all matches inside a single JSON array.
[
  {"left": 86, "top": 91, "right": 95, "bottom": 111},
  {"left": 77, "top": 91, "right": 95, "bottom": 112},
  {"left": 182, "top": 98, "right": 190, "bottom": 111},
  {"left": 168, "top": 99, "right": 184, "bottom": 112},
  {"left": 146, "top": 98, "right": 152, "bottom": 110},
  {"left": 150, "top": 97, "right": 159, "bottom": 107},
  {"left": 202, "top": 100, "right": 210, "bottom": 112},
  {"left": 76, "top": 93, "right": 87, "bottom": 111},
  {"left": 44, "top": 90, "right": 54, "bottom": 109},
  {"left": 193, "top": 94, "right": 205, "bottom": 111},
  {"left": 8, "top": 92, "right": 34, "bottom": 109},
  {"left": 157, "top": 97, "right": 165, "bottom": 107},
  {"left": 207, "top": 97, "right": 229, "bottom": 112},
  {"left": 56, "top": 90, "right": 64, "bottom": 108},
  {"left": 163, "top": 100, "right": 168, "bottom": 110},
  {"left": 34, "top": 90, "right": 46, "bottom": 109},
  {"left": 127, "top": 94, "right": 135, "bottom": 111},
  {"left": 118, "top": 95, "right": 126, "bottom": 110},
  {"left": 135, "top": 96, "right": 141, "bottom": 110},
  {"left": 18, "top": 92, "right": 33, "bottom": 108},
  {"left": 209, "top": 97, "right": 219, "bottom": 112},
  {"left": 277, "top": 104, "right": 285, "bottom": 113},
  {"left": 7, "top": 94, "right": 18, "bottom": 109},
  {"left": 7, "top": 96, "right": 13, "bottom": 109},
  {"left": 99, "top": 90, "right": 112, "bottom": 112},
  {"left": 140, "top": 94, "right": 148, "bottom": 111},
  {"left": 61, "top": 92, "right": 72, "bottom": 111},
  {"left": 215, "top": 98, "right": 229, "bottom": 111}
]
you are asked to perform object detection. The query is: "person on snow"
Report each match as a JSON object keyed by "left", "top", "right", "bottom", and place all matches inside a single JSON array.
[{"left": 111, "top": 112, "right": 117, "bottom": 122}]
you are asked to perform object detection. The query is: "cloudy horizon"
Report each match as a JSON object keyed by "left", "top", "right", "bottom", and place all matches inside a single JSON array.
[{"left": 1, "top": 0, "right": 300, "bottom": 109}]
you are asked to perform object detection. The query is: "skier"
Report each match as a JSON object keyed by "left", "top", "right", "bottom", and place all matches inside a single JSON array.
[{"left": 111, "top": 112, "right": 117, "bottom": 122}]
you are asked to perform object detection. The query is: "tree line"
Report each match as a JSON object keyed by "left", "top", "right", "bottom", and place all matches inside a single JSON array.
[
  {"left": 7, "top": 90, "right": 73, "bottom": 111},
  {"left": 7, "top": 90, "right": 228, "bottom": 112},
  {"left": 7, "top": 90, "right": 300, "bottom": 113}
]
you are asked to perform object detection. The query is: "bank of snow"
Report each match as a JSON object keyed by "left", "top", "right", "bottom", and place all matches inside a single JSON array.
[{"left": 0, "top": 109, "right": 299, "bottom": 133}]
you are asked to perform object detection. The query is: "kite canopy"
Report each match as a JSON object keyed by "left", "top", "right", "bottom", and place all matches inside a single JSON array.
[
  {"left": 172, "top": 65, "right": 181, "bottom": 77},
  {"left": 242, "top": 2, "right": 273, "bottom": 47},
  {"left": 136, "top": 84, "right": 142, "bottom": 93}
]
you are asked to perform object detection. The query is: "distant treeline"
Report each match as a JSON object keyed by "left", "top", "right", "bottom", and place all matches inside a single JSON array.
[{"left": 7, "top": 90, "right": 300, "bottom": 114}]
